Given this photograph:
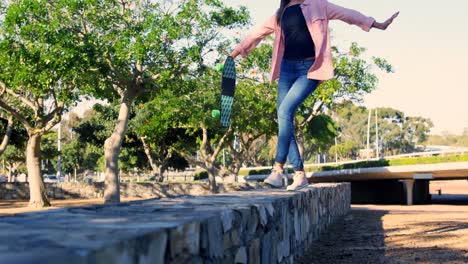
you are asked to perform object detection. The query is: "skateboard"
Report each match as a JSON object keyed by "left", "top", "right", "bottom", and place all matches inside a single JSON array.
[{"left": 219, "top": 56, "right": 236, "bottom": 127}]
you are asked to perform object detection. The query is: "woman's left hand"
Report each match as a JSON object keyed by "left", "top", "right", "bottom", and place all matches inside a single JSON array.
[{"left": 373, "top": 12, "right": 400, "bottom": 30}]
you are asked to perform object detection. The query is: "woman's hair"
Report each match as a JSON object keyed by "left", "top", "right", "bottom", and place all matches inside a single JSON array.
[{"left": 276, "top": 0, "right": 291, "bottom": 25}]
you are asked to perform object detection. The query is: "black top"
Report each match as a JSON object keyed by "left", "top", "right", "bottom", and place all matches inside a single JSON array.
[{"left": 281, "top": 4, "right": 315, "bottom": 60}]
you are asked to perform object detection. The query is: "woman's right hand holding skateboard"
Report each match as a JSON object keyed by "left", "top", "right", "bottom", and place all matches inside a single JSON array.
[{"left": 229, "top": 49, "right": 240, "bottom": 59}]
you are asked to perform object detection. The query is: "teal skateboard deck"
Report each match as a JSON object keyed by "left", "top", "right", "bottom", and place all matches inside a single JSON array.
[{"left": 220, "top": 57, "right": 236, "bottom": 127}]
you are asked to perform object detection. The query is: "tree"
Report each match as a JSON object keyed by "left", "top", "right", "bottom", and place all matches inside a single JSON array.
[
  {"left": 73, "top": 103, "right": 148, "bottom": 175},
  {"left": 424, "top": 133, "right": 468, "bottom": 148},
  {"left": 132, "top": 93, "right": 192, "bottom": 181},
  {"left": 404, "top": 116, "right": 433, "bottom": 145},
  {"left": 0, "top": 109, "right": 27, "bottom": 181},
  {"left": 296, "top": 43, "right": 394, "bottom": 156},
  {"left": 302, "top": 114, "right": 338, "bottom": 162},
  {"left": 331, "top": 101, "right": 368, "bottom": 157},
  {"left": 60, "top": 138, "right": 83, "bottom": 179},
  {"left": 64, "top": 0, "right": 249, "bottom": 202},
  {"left": 1, "top": 145, "right": 24, "bottom": 181},
  {"left": 0, "top": 0, "right": 92, "bottom": 207},
  {"left": 333, "top": 102, "right": 434, "bottom": 157},
  {"left": 328, "top": 141, "right": 358, "bottom": 161},
  {"left": 0, "top": 113, "right": 13, "bottom": 155}
]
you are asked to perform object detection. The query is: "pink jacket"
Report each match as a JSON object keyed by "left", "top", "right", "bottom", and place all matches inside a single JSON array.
[{"left": 234, "top": 0, "right": 375, "bottom": 82}]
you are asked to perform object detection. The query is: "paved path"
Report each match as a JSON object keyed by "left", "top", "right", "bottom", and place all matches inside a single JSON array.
[{"left": 298, "top": 204, "right": 468, "bottom": 264}]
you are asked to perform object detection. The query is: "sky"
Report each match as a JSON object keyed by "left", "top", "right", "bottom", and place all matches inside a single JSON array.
[{"left": 228, "top": 0, "right": 468, "bottom": 135}]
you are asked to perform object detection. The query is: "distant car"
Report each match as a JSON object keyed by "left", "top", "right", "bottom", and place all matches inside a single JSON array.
[
  {"left": 43, "top": 174, "right": 59, "bottom": 183},
  {"left": 84, "top": 178, "right": 93, "bottom": 184}
]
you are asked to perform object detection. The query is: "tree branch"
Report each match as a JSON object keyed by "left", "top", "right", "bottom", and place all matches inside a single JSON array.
[
  {"left": 176, "top": 148, "right": 205, "bottom": 168},
  {"left": 104, "top": 56, "right": 129, "bottom": 90},
  {"left": 0, "top": 115, "right": 13, "bottom": 154},
  {"left": 211, "top": 125, "right": 233, "bottom": 161},
  {"left": 42, "top": 102, "right": 64, "bottom": 131},
  {"left": 200, "top": 123, "right": 209, "bottom": 156},
  {"left": 0, "top": 98, "right": 32, "bottom": 131},
  {"left": 1, "top": 82, "right": 38, "bottom": 111},
  {"left": 300, "top": 101, "right": 324, "bottom": 129}
]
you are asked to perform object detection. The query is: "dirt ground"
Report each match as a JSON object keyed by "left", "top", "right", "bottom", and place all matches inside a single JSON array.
[
  {"left": 298, "top": 180, "right": 468, "bottom": 264},
  {"left": 430, "top": 180, "right": 468, "bottom": 195},
  {"left": 0, "top": 197, "right": 147, "bottom": 216}
]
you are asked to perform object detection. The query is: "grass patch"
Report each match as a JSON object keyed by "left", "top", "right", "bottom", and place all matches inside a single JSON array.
[
  {"left": 319, "top": 154, "right": 468, "bottom": 171},
  {"left": 239, "top": 154, "right": 468, "bottom": 175}
]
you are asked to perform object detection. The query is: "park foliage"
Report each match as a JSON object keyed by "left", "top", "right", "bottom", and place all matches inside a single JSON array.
[{"left": 0, "top": 0, "right": 438, "bottom": 207}]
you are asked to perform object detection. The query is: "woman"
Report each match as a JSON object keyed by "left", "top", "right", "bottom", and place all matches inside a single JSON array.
[{"left": 229, "top": 0, "right": 399, "bottom": 191}]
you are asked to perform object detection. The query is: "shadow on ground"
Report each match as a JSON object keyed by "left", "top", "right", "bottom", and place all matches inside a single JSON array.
[
  {"left": 298, "top": 209, "right": 388, "bottom": 263},
  {"left": 431, "top": 194, "right": 468, "bottom": 205},
  {"left": 298, "top": 208, "right": 468, "bottom": 264}
]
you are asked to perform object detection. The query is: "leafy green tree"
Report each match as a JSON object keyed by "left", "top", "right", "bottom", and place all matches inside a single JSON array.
[
  {"left": 0, "top": 113, "right": 13, "bottom": 155},
  {"left": 132, "top": 92, "right": 192, "bottom": 181},
  {"left": 40, "top": 132, "right": 59, "bottom": 174},
  {"left": 424, "top": 133, "right": 468, "bottom": 148},
  {"left": 377, "top": 107, "right": 428, "bottom": 155},
  {"left": 59, "top": 138, "right": 83, "bottom": 178},
  {"left": 302, "top": 114, "right": 338, "bottom": 161},
  {"left": 333, "top": 102, "right": 433, "bottom": 157},
  {"left": 296, "top": 43, "right": 394, "bottom": 156},
  {"left": 0, "top": 109, "right": 27, "bottom": 180},
  {"left": 0, "top": 0, "right": 95, "bottom": 207},
  {"left": 73, "top": 103, "right": 148, "bottom": 175},
  {"left": 328, "top": 141, "right": 358, "bottom": 161},
  {"left": 64, "top": 0, "right": 249, "bottom": 201},
  {"left": 1, "top": 145, "right": 24, "bottom": 181},
  {"left": 404, "top": 116, "right": 433, "bottom": 145}
]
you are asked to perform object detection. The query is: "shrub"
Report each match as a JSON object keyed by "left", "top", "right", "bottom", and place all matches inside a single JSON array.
[{"left": 194, "top": 171, "right": 208, "bottom": 181}]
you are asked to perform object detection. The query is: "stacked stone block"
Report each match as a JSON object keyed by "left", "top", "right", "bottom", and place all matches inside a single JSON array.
[
  {"left": 0, "top": 182, "right": 265, "bottom": 200},
  {"left": 0, "top": 183, "right": 350, "bottom": 264}
]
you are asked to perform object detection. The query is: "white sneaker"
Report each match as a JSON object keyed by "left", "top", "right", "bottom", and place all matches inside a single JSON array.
[
  {"left": 264, "top": 168, "right": 284, "bottom": 188},
  {"left": 286, "top": 171, "right": 308, "bottom": 191}
]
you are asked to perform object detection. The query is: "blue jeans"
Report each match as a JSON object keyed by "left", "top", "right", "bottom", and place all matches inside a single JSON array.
[{"left": 275, "top": 58, "right": 319, "bottom": 171}]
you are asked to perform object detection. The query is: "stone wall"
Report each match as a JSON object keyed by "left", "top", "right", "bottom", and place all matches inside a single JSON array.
[
  {"left": 0, "top": 183, "right": 351, "bottom": 264},
  {"left": 0, "top": 182, "right": 266, "bottom": 200}
]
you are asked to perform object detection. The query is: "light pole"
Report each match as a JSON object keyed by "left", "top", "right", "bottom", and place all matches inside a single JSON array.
[
  {"left": 57, "top": 121, "right": 62, "bottom": 179},
  {"left": 366, "top": 109, "right": 371, "bottom": 160},
  {"left": 375, "top": 109, "right": 380, "bottom": 159},
  {"left": 334, "top": 136, "right": 338, "bottom": 164}
]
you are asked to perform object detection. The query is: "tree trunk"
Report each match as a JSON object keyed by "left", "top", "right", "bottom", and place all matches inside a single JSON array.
[
  {"left": 231, "top": 160, "right": 242, "bottom": 183},
  {"left": 140, "top": 136, "right": 161, "bottom": 179},
  {"left": 103, "top": 93, "right": 134, "bottom": 204},
  {"left": 7, "top": 162, "right": 20, "bottom": 182},
  {"left": 158, "top": 166, "right": 165, "bottom": 182},
  {"left": 0, "top": 116, "right": 13, "bottom": 155},
  {"left": 27, "top": 134, "right": 50, "bottom": 208},
  {"left": 7, "top": 164, "right": 13, "bottom": 182},
  {"left": 206, "top": 161, "right": 218, "bottom": 193}
]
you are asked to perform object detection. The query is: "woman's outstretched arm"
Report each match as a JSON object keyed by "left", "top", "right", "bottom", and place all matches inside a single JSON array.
[
  {"left": 230, "top": 15, "right": 276, "bottom": 58},
  {"left": 326, "top": 1, "right": 399, "bottom": 32}
]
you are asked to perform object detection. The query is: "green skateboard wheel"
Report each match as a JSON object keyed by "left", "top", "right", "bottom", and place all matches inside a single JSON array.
[
  {"left": 215, "top": 63, "right": 224, "bottom": 72},
  {"left": 211, "top": 109, "right": 220, "bottom": 119}
]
